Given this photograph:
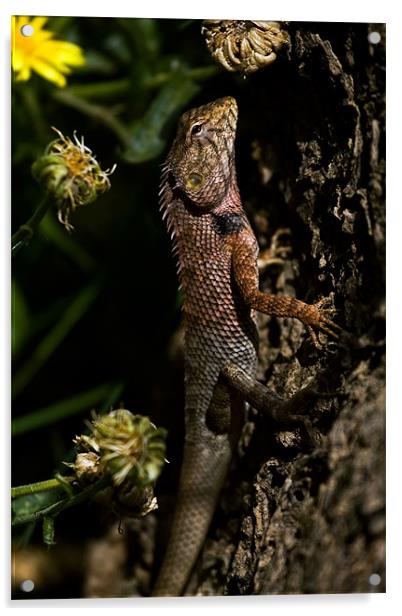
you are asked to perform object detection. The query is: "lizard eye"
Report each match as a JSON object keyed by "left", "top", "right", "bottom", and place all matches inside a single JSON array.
[{"left": 190, "top": 123, "right": 204, "bottom": 136}]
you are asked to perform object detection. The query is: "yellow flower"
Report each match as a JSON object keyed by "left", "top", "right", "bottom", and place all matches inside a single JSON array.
[{"left": 12, "top": 16, "right": 85, "bottom": 87}]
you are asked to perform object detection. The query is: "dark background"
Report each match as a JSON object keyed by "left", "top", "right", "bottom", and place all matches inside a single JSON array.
[{"left": 12, "top": 18, "right": 385, "bottom": 598}]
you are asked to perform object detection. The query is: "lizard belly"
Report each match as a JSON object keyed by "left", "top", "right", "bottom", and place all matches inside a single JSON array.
[
  {"left": 183, "top": 253, "right": 258, "bottom": 372},
  {"left": 182, "top": 249, "right": 258, "bottom": 443},
  {"left": 154, "top": 197, "right": 257, "bottom": 596}
]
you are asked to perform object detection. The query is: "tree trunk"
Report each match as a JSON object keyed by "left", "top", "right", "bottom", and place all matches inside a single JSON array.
[{"left": 185, "top": 21, "right": 385, "bottom": 596}]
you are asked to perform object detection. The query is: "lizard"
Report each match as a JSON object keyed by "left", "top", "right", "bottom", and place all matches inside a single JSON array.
[{"left": 152, "top": 96, "right": 341, "bottom": 597}]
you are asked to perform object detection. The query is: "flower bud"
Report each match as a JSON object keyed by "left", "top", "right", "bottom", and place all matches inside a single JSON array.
[{"left": 75, "top": 409, "right": 167, "bottom": 489}]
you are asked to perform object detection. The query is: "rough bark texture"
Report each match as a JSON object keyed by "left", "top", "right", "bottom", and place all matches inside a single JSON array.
[
  {"left": 81, "top": 22, "right": 385, "bottom": 598},
  {"left": 183, "top": 21, "right": 385, "bottom": 596}
]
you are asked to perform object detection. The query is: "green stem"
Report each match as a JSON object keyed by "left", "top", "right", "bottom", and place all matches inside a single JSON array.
[
  {"left": 53, "top": 90, "right": 131, "bottom": 147},
  {"left": 11, "top": 193, "right": 53, "bottom": 257},
  {"left": 146, "top": 66, "right": 218, "bottom": 89},
  {"left": 11, "top": 476, "right": 75, "bottom": 499},
  {"left": 66, "top": 78, "right": 130, "bottom": 100},
  {"left": 12, "top": 475, "right": 110, "bottom": 527},
  {"left": 65, "top": 66, "right": 219, "bottom": 100}
]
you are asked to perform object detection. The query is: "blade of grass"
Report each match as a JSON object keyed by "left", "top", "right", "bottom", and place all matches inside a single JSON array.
[
  {"left": 12, "top": 382, "right": 122, "bottom": 436},
  {"left": 12, "top": 292, "right": 90, "bottom": 361},
  {"left": 12, "top": 281, "right": 101, "bottom": 398},
  {"left": 98, "top": 381, "right": 125, "bottom": 413}
]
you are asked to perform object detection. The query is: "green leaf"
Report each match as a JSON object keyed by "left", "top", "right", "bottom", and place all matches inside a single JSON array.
[
  {"left": 12, "top": 489, "right": 66, "bottom": 521},
  {"left": 122, "top": 74, "right": 200, "bottom": 164}
]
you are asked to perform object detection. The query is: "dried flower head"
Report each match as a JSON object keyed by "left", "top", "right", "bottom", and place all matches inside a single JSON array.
[
  {"left": 201, "top": 20, "right": 289, "bottom": 75},
  {"left": 32, "top": 127, "right": 116, "bottom": 231},
  {"left": 73, "top": 452, "right": 101, "bottom": 483},
  {"left": 113, "top": 484, "right": 158, "bottom": 517},
  {"left": 75, "top": 409, "right": 167, "bottom": 488}
]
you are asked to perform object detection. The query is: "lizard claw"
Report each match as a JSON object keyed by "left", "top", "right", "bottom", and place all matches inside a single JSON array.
[{"left": 302, "top": 294, "right": 343, "bottom": 349}]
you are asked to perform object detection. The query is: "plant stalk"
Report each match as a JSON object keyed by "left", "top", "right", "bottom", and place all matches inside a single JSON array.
[{"left": 11, "top": 193, "right": 53, "bottom": 256}]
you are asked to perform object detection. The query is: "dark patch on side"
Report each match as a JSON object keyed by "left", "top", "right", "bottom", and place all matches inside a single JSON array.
[{"left": 211, "top": 212, "right": 245, "bottom": 236}]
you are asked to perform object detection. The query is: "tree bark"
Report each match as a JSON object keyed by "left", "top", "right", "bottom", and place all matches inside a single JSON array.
[{"left": 186, "top": 21, "right": 385, "bottom": 596}]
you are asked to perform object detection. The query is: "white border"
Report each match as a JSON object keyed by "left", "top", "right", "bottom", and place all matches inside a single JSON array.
[
  {"left": 2, "top": 0, "right": 400, "bottom": 613},
  {"left": 0, "top": 0, "right": 395, "bottom": 21}
]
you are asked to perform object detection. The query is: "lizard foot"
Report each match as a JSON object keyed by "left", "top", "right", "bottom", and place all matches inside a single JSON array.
[
  {"left": 301, "top": 294, "right": 343, "bottom": 349},
  {"left": 222, "top": 362, "right": 327, "bottom": 447},
  {"left": 271, "top": 381, "right": 339, "bottom": 447}
]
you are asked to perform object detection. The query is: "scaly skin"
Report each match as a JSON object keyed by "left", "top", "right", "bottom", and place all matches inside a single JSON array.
[{"left": 153, "top": 97, "right": 341, "bottom": 597}]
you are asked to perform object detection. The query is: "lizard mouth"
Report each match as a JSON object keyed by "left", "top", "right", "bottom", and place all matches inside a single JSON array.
[
  {"left": 215, "top": 96, "right": 238, "bottom": 128},
  {"left": 214, "top": 96, "right": 238, "bottom": 113},
  {"left": 209, "top": 97, "right": 238, "bottom": 132}
]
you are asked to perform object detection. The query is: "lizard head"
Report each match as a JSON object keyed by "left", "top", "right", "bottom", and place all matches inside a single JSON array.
[{"left": 166, "top": 97, "right": 238, "bottom": 208}]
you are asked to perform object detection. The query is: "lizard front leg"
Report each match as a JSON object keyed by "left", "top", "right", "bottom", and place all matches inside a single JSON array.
[{"left": 232, "top": 229, "right": 342, "bottom": 348}]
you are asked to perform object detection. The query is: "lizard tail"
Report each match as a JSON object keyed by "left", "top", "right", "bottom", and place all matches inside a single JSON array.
[{"left": 152, "top": 434, "right": 232, "bottom": 596}]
